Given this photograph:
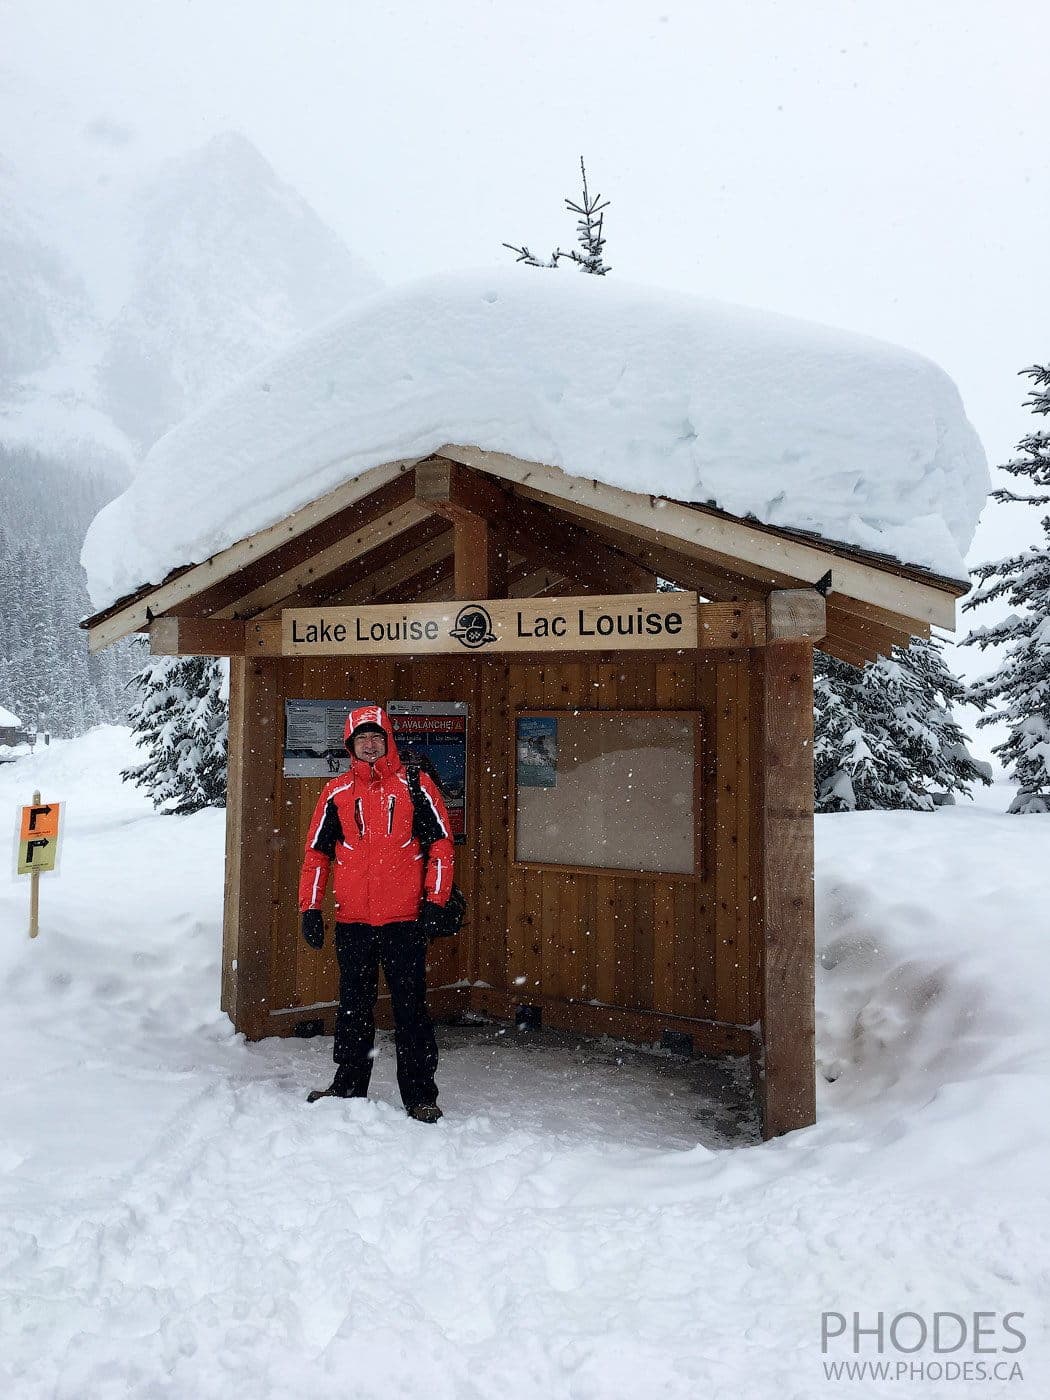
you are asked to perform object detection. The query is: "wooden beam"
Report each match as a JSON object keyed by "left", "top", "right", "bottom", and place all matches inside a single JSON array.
[
  {"left": 767, "top": 590, "right": 826, "bottom": 643},
  {"left": 245, "top": 620, "right": 282, "bottom": 656},
  {"left": 150, "top": 617, "right": 247, "bottom": 656},
  {"left": 418, "top": 458, "right": 652, "bottom": 596},
  {"left": 571, "top": 517, "right": 769, "bottom": 603},
  {"left": 534, "top": 575, "right": 600, "bottom": 598},
  {"left": 85, "top": 459, "right": 418, "bottom": 651},
  {"left": 548, "top": 505, "right": 895, "bottom": 664},
  {"left": 821, "top": 635, "right": 879, "bottom": 669},
  {"left": 220, "top": 657, "right": 245, "bottom": 1015},
  {"left": 323, "top": 530, "right": 453, "bottom": 607},
  {"left": 824, "top": 601, "right": 918, "bottom": 665},
  {"left": 225, "top": 655, "right": 280, "bottom": 1040},
  {"left": 373, "top": 556, "right": 456, "bottom": 606},
  {"left": 415, "top": 457, "right": 509, "bottom": 522},
  {"left": 399, "top": 570, "right": 456, "bottom": 605},
  {"left": 532, "top": 494, "right": 930, "bottom": 659},
  {"left": 508, "top": 563, "right": 567, "bottom": 597},
  {"left": 453, "top": 514, "right": 509, "bottom": 599},
  {"left": 258, "top": 516, "right": 452, "bottom": 615},
  {"left": 212, "top": 499, "right": 432, "bottom": 620},
  {"left": 439, "top": 445, "right": 962, "bottom": 629},
  {"left": 466, "top": 986, "right": 752, "bottom": 1056},
  {"left": 758, "top": 641, "right": 817, "bottom": 1138},
  {"left": 700, "top": 602, "right": 767, "bottom": 647}
]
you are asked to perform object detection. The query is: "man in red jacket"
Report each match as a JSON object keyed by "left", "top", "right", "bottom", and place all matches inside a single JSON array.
[{"left": 299, "top": 704, "right": 454, "bottom": 1122}]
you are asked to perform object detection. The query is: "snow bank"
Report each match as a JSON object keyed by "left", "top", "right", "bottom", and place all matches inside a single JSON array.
[
  {"left": 82, "top": 270, "right": 988, "bottom": 610},
  {"left": 1, "top": 732, "right": 1047, "bottom": 1397}
]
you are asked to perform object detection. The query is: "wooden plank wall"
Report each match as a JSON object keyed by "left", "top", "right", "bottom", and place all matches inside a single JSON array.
[{"left": 251, "top": 649, "right": 759, "bottom": 1052}]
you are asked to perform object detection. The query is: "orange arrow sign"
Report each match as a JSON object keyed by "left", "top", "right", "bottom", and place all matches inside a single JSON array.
[
  {"left": 18, "top": 801, "right": 62, "bottom": 876},
  {"left": 19, "top": 802, "right": 61, "bottom": 842}
]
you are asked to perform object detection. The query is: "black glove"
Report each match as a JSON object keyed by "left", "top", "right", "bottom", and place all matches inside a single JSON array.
[
  {"left": 301, "top": 909, "right": 325, "bottom": 949},
  {"left": 418, "top": 900, "right": 445, "bottom": 938}
]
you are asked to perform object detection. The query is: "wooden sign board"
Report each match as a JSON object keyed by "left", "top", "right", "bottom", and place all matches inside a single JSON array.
[
  {"left": 282, "top": 593, "right": 698, "bottom": 657},
  {"left": 17, "top": 800, "right": 62, "bottom": 874}
]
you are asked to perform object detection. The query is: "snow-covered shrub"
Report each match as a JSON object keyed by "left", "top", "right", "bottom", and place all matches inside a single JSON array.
[
  {"left": 814, "top": 636, "right": 989, "bottom": 811},
  {"left": 122, "top": 656, "right": 228, "bottom": 813}
]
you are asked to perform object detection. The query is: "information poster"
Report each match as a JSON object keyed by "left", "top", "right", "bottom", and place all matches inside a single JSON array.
[
  {"left": 516, "top": 716, "right": 558, "bottom": 788},
  {"left": 283, "top": 699, "right": 373, "bottom": 777},
  {"left": 388, "top": 701, "right": 468, "bottom": 840}
]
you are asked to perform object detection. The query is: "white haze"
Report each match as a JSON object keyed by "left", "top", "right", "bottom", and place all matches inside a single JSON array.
[{"left": 3, "top": 0, "right": 1047, "bottom": 706}]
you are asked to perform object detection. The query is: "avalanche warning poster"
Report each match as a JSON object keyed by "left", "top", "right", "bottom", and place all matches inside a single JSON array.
[{"left": 388, "top": 700, "right": 467, "bottom": 841}]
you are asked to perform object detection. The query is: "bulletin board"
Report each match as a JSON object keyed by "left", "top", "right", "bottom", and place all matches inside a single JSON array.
[
  {"left": 283, "top": 698, "right": 373, "bottom": 777},
  {"left": 514, "top": 710, "right": 700, "bottom": 876}
]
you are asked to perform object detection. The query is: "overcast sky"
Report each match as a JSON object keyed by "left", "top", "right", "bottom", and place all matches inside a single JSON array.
[{"left": 4, "top": 0, "right": 1048, "bottom": 582}]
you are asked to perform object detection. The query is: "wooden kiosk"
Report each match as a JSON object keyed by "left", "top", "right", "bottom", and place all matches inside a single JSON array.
[{"left": 84, "top": 447, "right": 967, "bottom": 1138}]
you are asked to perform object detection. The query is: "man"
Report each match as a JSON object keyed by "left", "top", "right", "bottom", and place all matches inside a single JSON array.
[{"left": 299, "top": 704, "right": 454, "bottom": 1123}]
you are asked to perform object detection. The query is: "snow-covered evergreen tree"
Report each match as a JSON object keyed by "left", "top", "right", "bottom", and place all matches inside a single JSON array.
[
  {"left": 504, "top": 158, "right": 611, "bottom": 274},
  {"left": 814, "top": 635, "right": 990, "bottom": 811},
  {"left": 122, "top": 656, "right": 228, "bottom": 814},
  {"left": 963, "top": 364, "right": 1050, "bottom": 813},
  {"left": 0, "top": 446, "right": 142, "bottom": 737}
]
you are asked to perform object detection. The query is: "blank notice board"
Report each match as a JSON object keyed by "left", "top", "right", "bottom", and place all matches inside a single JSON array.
[{"left": 515, "top": 711, "right": 699, "bottom": 875}]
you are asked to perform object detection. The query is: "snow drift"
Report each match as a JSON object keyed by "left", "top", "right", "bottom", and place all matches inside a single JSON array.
[{"left": 82, "top": 270, "right": 988, "bottom": 611}]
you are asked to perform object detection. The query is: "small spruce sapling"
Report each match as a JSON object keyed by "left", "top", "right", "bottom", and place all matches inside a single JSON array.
[{"left": 504, "top": 158, "right": 611, "bottom": 275}]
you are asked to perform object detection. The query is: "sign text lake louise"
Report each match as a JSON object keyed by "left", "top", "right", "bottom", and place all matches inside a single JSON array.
[{"left": 282, "top": 593, "right": 699, "bottom": 656}]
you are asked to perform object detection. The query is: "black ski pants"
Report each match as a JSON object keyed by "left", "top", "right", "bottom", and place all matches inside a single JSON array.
[{"left": 333, "top": 920, "right": 438, "bottom": 1108}]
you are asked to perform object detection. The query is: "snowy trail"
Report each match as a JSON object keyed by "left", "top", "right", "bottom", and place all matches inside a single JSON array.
[{"left": 1, "top": 730, "right": 1048, "bottom": 1398}]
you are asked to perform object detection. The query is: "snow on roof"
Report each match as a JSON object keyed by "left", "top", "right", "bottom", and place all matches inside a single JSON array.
[
  {"left": 0, "top": 704, "right": 22, "bottom": 728},
  {"left": 81, "top": 270, "right": 988, "bottom": 611}
]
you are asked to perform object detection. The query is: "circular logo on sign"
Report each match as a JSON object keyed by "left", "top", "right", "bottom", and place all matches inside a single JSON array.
[{"left": 450, "top": 604, "right": 497, "bottom": 649}]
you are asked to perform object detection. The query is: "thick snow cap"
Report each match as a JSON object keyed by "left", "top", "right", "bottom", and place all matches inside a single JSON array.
[{"left": 82, "top": 269, "right": 988, "bottom": 610}]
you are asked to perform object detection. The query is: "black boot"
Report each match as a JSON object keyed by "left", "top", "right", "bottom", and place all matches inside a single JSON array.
[
  {"left": 406, "top": 1103, "right": 443, "bottom": 1124},
  {"left": 306, "top": 1063, "right": 357, "bottom": 1103}
]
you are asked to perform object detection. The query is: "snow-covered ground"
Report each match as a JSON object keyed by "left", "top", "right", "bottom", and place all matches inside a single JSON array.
[{"left": 1, "top": 728, "right": 1047, "bottom": 1398}]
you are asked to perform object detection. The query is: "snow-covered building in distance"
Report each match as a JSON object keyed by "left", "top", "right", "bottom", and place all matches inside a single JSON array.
[
  {"left": 81, "top": 271, "right": 987, "bottom": 1138},
  {"left": 0, "top": 704, "right": 24, "bottom": 747}
]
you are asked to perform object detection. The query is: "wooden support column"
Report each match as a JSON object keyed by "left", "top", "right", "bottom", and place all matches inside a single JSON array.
[
  {"left": 222, "top": 654, "right": 280, "bottom": 1039},
  {"left": 758, "top": 591, "right": 818, "bottom": 1137},
  {"left": 454, "top": 514, "right": 508, "bottom": 599}
]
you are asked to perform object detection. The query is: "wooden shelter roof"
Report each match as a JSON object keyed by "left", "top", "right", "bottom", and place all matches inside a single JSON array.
[{"left": 82, "top": 447, "right": 968, "bottom": 667}]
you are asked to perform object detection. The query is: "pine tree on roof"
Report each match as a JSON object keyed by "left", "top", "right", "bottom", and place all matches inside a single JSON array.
[
  {"left": 504, "top": 158, "right": 611, "bottom": 275},
  {"left": 962, "top": 363, "right": 1050, "bottom": 813},
  {"left": 814, "top": 635, "right": 990, "bottom": 811}
]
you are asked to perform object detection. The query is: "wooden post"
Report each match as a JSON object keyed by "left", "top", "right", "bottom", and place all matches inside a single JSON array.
[
  {"left": 758, "top": 595, "right": 817, "bottom": 1137},
  {"left": 223, "top": 655, "right": 280, "bottom": 1039},
  {"left": 454, "top": 514, "right": 508, "bottom": 599},
  {"left": 221, "top": 662, "right": 245, "bottom": 1015},
  {"left": 28, "top": 788, "right": 41, "bottom": 939}
]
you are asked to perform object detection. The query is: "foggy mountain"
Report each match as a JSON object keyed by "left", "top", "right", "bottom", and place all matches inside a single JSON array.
[
  {"left": 101, "top": 132, "right": 381, "bottom": 453},
  {"left": 0, "top": 130, "right": 380, "bottom": 737},
  {"left": 2, "top": 131, "right": 380, "bottom": 474}
]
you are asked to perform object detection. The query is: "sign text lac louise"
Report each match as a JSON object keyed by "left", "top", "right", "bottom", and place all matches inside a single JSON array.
[
  {"left": 288, "top": 606, "right": 683, "bottom": 643},
  {"left": 286, "top": 594, "right": 693, "bottom": 654}
]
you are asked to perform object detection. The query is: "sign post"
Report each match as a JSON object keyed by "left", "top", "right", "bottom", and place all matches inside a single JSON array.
[{"left": 17, "top": 791, "right": 62, "bottom": 938}]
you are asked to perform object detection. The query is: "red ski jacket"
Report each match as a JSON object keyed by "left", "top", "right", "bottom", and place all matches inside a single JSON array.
[{"left": 298, "top": 705, "right": 454, "bottom": 926}]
